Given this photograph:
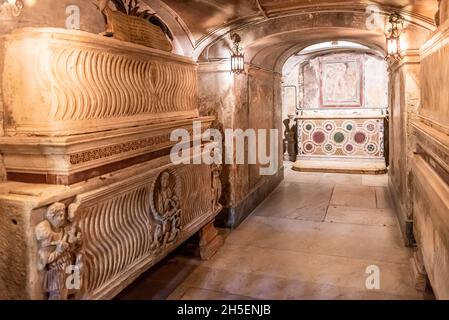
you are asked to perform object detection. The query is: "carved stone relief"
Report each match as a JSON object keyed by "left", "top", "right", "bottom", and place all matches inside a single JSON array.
[
  {"left": 150, "top": 170, "right": 182, "bottom": 250},
  {"left": 1, "top": 29, "right": 199, "bottom": 136},
  {"left": 35, "top": 202, "right": 83, "bottom": 300}
]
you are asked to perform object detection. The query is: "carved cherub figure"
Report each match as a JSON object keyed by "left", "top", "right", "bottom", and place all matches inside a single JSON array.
[
  {"left": 156, "top": 172, "right": 179, "bottom": 218},
  {"left": 153, "top": 172, "right": 181, "bottom": 248}
]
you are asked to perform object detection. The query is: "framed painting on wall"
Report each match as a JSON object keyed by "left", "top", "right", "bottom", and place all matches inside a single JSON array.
[{"left": 319, "top": 57, "right": 364, "bottom": 108}]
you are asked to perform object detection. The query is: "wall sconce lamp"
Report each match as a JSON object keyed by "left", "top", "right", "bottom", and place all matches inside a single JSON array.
[
  {"left": 385, "top": 13, "right": 405, "bottom": 60},
  {"left": 231, "top": 33, "right": 245, "bottom": 74},
  {"left": 0, "top": 0, "right": 24, "bottom": 17}
]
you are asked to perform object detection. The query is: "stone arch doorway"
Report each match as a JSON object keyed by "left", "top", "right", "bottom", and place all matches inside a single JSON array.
[
  {"left": 194, "top": 6, "right": 433, "bottom": 228},
  {"left": 281, "top": 41, "right": 390, "bottom": 174}
]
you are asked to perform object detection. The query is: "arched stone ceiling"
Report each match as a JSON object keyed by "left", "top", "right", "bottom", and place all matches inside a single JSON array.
[
  {"left": 146, "top": 1, "right": 437, "bottom": 67},
  {"left": 199, "top": 9, "right": 432, "bottom": 72},
  {"left": 243, "top": 27, "right": 386, "bottom": 70},
  {"left": 159, "top": 1, "right": 437, "bottom": 49}
]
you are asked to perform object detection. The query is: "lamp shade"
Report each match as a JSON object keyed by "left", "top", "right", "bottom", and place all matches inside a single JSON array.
[
  {"left": 386, "top": 37, "right": 400, "bottom": 56},
  {"left": 231, "top": 53, "right": 244, "bottom": 74}
]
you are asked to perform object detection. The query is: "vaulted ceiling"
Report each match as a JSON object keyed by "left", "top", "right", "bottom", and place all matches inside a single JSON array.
[
  {"left": 162, "top": 0, "right": 437, "bottom": 43},
  {"left": 148, "top": 0, "right": 438, "bottom": 70}
]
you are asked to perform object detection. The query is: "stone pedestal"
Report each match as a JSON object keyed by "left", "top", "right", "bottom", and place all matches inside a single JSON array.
[{"left": 199, "top": 221, "right": 224, "bottom": 260}]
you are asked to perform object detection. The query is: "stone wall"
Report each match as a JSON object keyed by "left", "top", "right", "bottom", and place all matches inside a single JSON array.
[
  {"left": 198, "top": 62, "right": 283, "bottom": 228},
  {"left": 409, "top": 12, "right": 449, "bottom": 298},
  {"left": 387, "top": 0, "right": 449, "bottom": 298},
  {"left": 299, "top": 52, "right": 388, "bottom": 109},
  {"left": 388, "top": 53, "right": 421, "bottom": 245}
]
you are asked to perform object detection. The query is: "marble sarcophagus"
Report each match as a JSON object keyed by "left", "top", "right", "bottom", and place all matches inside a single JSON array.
[{"left": 0, "top": 28, "right": 223, "bottom": 299}]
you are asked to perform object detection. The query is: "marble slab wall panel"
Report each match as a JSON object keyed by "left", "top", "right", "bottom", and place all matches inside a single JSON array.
[
  {"left": 387, "top": 53, "right": 421, "bottom": 245},
  {"left": 421, "top": 23, "right": 449, "bottom": 127},
  {"left": 197, "top": 63, "right": 283, "bottom": 227},
  {"left": 410, "top": 19, "right": 449, "bottom": 297},
  {"left": 0, "top": 159, "right": 221, "bottom": 300},
  {"left": 1, "top": 28, "right": 199, "bottom": 136},
  {"left": 412, "top": 155, "right": 449, "bottom": 299}
]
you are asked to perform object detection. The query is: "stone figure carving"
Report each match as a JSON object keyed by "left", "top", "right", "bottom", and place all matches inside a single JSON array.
[
  {"left": 322, "top": 60, "right": 361, "bottom": 106},
  {"left": 211, "top": 164, "right": 222, "bottom": 210},
  {"left": 283, "top": 116, "right": 298, "bottom": 161},
  {"left": 35, "top": 202, "right": 83, "bottom": 300},
  {"left": 151, "top": 171, "right": 181, "bottom": 249}
]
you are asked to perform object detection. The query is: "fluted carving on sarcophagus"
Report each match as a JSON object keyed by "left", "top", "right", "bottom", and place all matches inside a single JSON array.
[
  {"left": 30, "top": 165, "right": 217, "bottom": 300},
  {"left": 39, "top": 51, "right": 196, "bottom": 121},
  {"left": 1, "top": 28, "right": 199, "bottom": 136},
  {"left": 35, "top": 202, "right": 84, "bottom": 300}
]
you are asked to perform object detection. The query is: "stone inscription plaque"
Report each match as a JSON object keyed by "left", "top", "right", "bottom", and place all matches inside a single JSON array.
[{"left": 104, "top": 7, "right": 172, "bottom": 52}]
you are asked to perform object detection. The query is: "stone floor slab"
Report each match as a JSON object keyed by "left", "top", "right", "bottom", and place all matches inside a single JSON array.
[
  {"left": 375, "top": 187, "right": 394, "bottom": 209},
  {"left": 169, "top": 266, "right": 424, "bottom": 300},
  {"left": 320, "top": 173, "right": 363, "bottom": 186},
  {"left": 362, "top": 174, "right": 389, "bottom": 187},
  {"left": 325, "top": 206, "right": 397, "bottom": 227},
  {"left": 330, "top": 185, "right": 376, "bottom": 209},
  {"left": 254, "top": 183, "right": 333, "bottom": 222},
  {"left": 169, "top": 244, "right": 423, "bottom": 300},
  {"left": 227, "top": 216, "right": 410, "bottom": 264}
]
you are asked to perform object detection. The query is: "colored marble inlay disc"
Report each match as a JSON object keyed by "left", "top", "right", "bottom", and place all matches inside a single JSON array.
[
  {"left": 323, "top": 121, "right": 335, "bottom": 132},
  {"left": 304, "top": 143, "right": 314, "bottom": 152},
  {"left": 345, "top": 144, "right": 354, "bottom": 153},
  {"left": 312, "top": 131, "right": 326, "bottom": 144},
  {"left": 324, "top": 144, "right": 334, "bottom": 153},
  {"left": 333, "top": 132, "right": 345, "bottom": 144},
  {"left": 365, "top": 143, "right": 378, "bottom": 154},
  {"left": 354, "top": 132, "right": 367, "bottom": 144},
  {"left": 305, "top": 124, "right": 313, "bottom": 131}
]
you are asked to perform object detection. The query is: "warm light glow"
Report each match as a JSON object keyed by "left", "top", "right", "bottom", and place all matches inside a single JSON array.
[
  {"left": 387, "top": 37, "right": 399, "bottom": 56},
  {"left": 231, "top": 53, "right": 244, "bottom": 74},
  {"left": 230, "top": 33, "right": 245, "bottom": 74},
  {"left": 300, "top": 41, "right": 369, "bottom": 54},
  {"left": 7, "top": 0, "right": 16, "bottom": 4},
  {"left": 385, "top": 13, "right": 404, "bottom": 60}
]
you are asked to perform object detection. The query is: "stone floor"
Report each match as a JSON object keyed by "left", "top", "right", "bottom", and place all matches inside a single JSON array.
[{"left": 117, "top": 166, "right": 433, "bottom": 300}]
